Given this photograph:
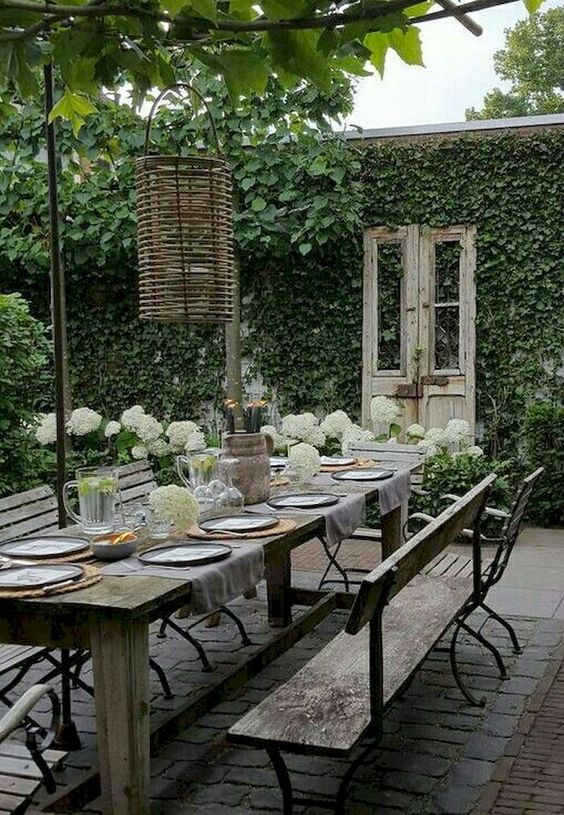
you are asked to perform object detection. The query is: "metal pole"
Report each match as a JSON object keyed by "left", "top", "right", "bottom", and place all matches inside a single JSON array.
[
  {"left": 44, "top": 62, "right": 70, "bottom": 529},
  {"left": 225, "top": 255, "right": 243, "bottom": 423},
  {"left": 44, "top": 63, "right": 81, "bottom": 752}
]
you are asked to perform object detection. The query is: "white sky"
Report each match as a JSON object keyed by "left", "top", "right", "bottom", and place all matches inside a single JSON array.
[{"left": 348, "top": 0, "right": 561, "bottom": 129}]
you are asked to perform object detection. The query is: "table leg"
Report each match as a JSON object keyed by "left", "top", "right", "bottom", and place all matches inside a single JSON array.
[
  {"left": 265, "top": 549, "right": 292, "bottom": 627},
  {"left": 90, "top": 615, "right": 150, "bottom": 815},
  {"left": 381, "top": 499, "right": 407, "bottom": 560}
]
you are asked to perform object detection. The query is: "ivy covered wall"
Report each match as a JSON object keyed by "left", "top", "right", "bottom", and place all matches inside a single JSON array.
[{"left": 0, "top": 107, "right": 562, "bottom": 455}]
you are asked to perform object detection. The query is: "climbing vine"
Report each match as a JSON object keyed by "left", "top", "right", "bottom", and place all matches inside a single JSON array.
[{"left": 0, "top": 88, "right": 562, "bottom": 457}]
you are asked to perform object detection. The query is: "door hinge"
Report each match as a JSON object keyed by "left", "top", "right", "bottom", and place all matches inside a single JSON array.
[{"left": 420, "top": 375, "right": 449, "bottom": 386}]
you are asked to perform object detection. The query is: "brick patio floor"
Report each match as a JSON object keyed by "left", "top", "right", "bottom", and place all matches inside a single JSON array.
[{"left": 20, "top": 526, "right": 564, "bottom": 814}]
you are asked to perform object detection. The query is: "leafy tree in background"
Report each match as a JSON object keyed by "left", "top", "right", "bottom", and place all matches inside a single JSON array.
[
  {"left": 467, "top": 5, "right": 563, "bottom": 120},
  {"left": 0, "top": 1, "right": 545, "bottom": 132}
]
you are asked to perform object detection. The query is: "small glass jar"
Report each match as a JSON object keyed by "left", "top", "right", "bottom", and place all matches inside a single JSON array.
[
  {"left": 145, "top": 507, "right": 172, "bottom": 540},
  {"left": 217, "top": 458, "right": 245, "bottom": 512}
]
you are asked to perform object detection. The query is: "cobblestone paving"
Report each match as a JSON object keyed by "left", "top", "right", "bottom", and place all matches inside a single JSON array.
[{"left": 23, "top": 575, "right": 563, "bottom": 815}]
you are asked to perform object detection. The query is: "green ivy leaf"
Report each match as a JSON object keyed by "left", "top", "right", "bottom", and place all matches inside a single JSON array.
[
  {"left": 48, "top": 90, "right": 97, "bottom": 136},
  {"left": 523, "top": 0, "right": 544, "bottom": 11},
  {"left": 251, "top": 196, "right": 267, "bottom": 212},
  {"left": 299, "top": 242, "right": 312, "bottom": 255}
]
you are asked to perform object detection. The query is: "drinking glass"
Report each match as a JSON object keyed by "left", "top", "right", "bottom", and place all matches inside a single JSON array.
[{"left": 217, "top": 458, "right": 244, "bottom": 512}]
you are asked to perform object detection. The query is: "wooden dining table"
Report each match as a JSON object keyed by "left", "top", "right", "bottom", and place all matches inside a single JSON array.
[{"left": 0, "top": 463, "right": 415, "bottom": 814}]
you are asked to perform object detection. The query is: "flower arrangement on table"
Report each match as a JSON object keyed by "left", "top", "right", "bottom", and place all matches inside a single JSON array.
[{"left": 148, "top": 485, "right": 199, "bottom": 532}]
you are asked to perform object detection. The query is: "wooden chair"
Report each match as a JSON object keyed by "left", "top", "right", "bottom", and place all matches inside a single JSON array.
[
  {"left": 0, "top": 489, "right": 63, "bottom": 711},
  {"left": 412, "top": 467, "right": 545, "bottom": 692},
  {"left": 228, "top": 475, "right": 496, "bottom": 813},
  {"left": 0, "top": 684, "right": 66, "bottom": 814},
  {"left": 117, "top": 460, "right": 157, "bottom": 509}
]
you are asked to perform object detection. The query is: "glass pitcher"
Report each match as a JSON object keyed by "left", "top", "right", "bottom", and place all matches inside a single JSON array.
[
  {"left": 63, "top": 467, "right": 121, "bottom": 534},
  {"left": 176, "top": 450, "right": 221, "bottom": 514}
]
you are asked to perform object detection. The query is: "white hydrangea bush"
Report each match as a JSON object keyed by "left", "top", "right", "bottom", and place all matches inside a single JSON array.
[
  {"left": 67, "top": 407, "right": 103, "bottom": 436},
  {"left": 341, "top": 424, "right": 375, "bottom": 455},
  {"left": 260, "top": 425, "right": 289, "bottom": 453},
  {"left": 35, "top": 413, "right": 58, "bottom": 445},
  {"left": 320, "top": 410, "right": 353, "bottom": 440},
  {"left": 166, "top": 420, "right": 199, "bottom": 453}
]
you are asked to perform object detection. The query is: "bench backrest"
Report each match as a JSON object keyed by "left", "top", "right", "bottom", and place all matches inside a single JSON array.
[
  {"left": 0, "top": 486, "right": 59, "bottom": 542},
  {"left": 118, "top": 460, "right": 157, "bottom": 507},
  {"left": 485, "top": 466, "right": 544, "bottom": 590},
  {"left": 346, "top": 473, "right": 496, "bottom": 636}
]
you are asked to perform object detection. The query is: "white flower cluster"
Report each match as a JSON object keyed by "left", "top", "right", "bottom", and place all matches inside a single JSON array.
[
  {"left": 288, "top": 442, "right": 321, "bottom": 479},
  {"left": 184, "top": 429, "right": 207, "bottom": 453},
  {"left": 341, "top": 424, "right": 375, "bottom": 455},
  {"left": 281, "top": 413, "right": 326, "bottom": 449},
  {"left": 146, "top": 438, "right": 170, "bottom": 457},
  {"left": 166, "top": 420, "right": 199, "bottom": 453},
  {"left": 445, "top": 418, "right": 472, "bottom": 445},
  {"left": 370, "top": 396, "right": 401, "bottom": 427},
  {"left": 120, "top": 404, "right": 146, "bottom": 431},
  {"left": 260, "top": 425, "right": 289, "bottom": 453},
  {"left": 135, "top": 415, "right": 163, "bottom": 443},
  {"left": 466, "top": 445, "right": 484, "bottom": 458},
  {"left": 131, "top": 445, "right": 148, "bottom": 460},
  {"left": 35, "top": 413, "right": 57, "bottom": 445},
  {"left": 104, "top": 420, "right": 121, "bottom": 438},
  {"left": 148, "top": 485, "right": 199, "bottom": 530},
  {"left": 320, "top": 410, "right": 353, "bottom": 439},
  {"left": 67, "top": 407, "right": 103, "bottom": 436},
  {"left": 406, "top": 423, "right": 425, "bottom": 440}
]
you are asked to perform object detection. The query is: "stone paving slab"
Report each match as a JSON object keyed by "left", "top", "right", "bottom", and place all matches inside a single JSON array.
[{"left": 19, "top": 578, "right": 562, "bottom": 815}]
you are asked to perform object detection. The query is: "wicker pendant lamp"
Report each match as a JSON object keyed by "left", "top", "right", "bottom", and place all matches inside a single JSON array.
[{"left": 136, "top": 84, "right": 235, "bottom": 323}]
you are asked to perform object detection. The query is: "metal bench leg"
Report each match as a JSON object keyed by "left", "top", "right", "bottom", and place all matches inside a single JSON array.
[
  {"left": 149, "top": 658, "right": 174, "bottom": 699},
  {"left": 266, "top": 746, "right": 294, "bottom": 815},
  {"left": 450, "top": 621, "right": 486, "bottom": 707},
  {"left": 317, "top": 536, "right": 350, "bottom": 592},
  {"left": 159, "top": 617, "right": 213, "bottom": 672},
  {"left": 479, "top": 601, "right": 522, "bottom": 654},
  {"left": 335, "top": 739, "right": 378, "bottom": 814},
  {"left": 216, "top": 606, "right": 252, "bottom": 646},
  {"left": 54, "top": 649, "right": 81, "bottom": 751}
]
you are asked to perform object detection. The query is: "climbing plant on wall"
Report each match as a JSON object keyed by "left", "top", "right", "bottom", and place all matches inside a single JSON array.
[{"left": 0, "top": 87, "right": 562, "bottom": 452}]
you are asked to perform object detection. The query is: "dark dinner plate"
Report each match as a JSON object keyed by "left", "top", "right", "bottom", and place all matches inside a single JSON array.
[
  {"left": 199, "top": 515, "right": 279, "bottom": 534},
  {"left": 139, "top": 543, "right": 232, "bottom": 567},
  {"left": 331, "top": 468, "right": 394, "bottom": 482},
  {"left": 0, "top": 564, "right": 84, "bottom": 589},
  {"left": 268, "top": 493, "right": 339, "bottom": 509},
  {"left": 0, "top": 536, "right": 90, "bottom": 560}
]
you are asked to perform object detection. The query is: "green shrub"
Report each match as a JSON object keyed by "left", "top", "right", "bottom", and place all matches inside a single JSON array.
[
  {"left": 0, "top": 293, "right": 54, "bottom": 495},
  {"left": 522, "top": 402, "right": 564, "bottom": 526},
  {"left": 413, "top": 450, "right": 514, "bottom": 521}
]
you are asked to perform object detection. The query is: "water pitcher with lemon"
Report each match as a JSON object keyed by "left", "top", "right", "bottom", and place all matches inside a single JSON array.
[{"left": 63, "top": 467, "right": 121, "bottom": 534}]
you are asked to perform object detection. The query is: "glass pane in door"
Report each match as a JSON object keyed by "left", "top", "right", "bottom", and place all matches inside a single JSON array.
[
  {"left": 434, "top": 240, "right": 461, "bottom": 371},
  {"left": 377, "top": 242, "right": 403, "bottom": 371}
]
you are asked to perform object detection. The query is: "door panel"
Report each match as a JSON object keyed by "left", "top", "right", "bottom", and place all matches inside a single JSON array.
[{"left": 362, "top": 223, "right": 476, "bottom": 436}]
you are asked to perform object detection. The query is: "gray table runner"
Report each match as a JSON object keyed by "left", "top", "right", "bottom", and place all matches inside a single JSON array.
[
  {"left": 101, "top": 542, "right": 264, "bottom": 613},
  {"left": 314, "top": 469, "right": 411, "bottom": 516},
  {"left": 248, "top": 491, "right": 366, "bottom": 548}
]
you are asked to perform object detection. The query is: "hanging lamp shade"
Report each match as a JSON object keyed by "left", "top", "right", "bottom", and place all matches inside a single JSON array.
[{"left": 136, "top": 84, "right": 235, "bottom": 323}]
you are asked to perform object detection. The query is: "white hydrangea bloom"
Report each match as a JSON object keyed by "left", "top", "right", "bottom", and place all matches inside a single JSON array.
[
  {"left": 104, "top": 420, "right": 121, "bottom": 438},
  {"left": 67, "top": 407, "right": 102, "bottom": 436},
  {"left": 320, "top": 410, "right": 353, "bottom": 439},
  {"left": 387, "top": 436, "right": 398, "bottom": 445},
  {"left": 370, "top": 396, "right": 401, "bottom": 426},
  {"left": 166, "top": 420, "right": 200, "bottom": 453},
  {"left": 35, "top": 413, "right": 57, "bottom": 445},
  {"left": 406, "top": 423, "right": 426, "bottom": 440},
  {"left": 466, "top": 445, "right": 484, "bottom": 458},
  {"left": 148, "top": 485, "right": 198, "bottom": 530},
  {"left": 135, "top": 414, "right": 164, "bottom": 443},
  {"left": 425, "top": 444, "right": 440, "bottom": 457},
  {"left": 146, "top": 438, "right": 170, "bottom": 457},
  {"left": 302, "top": 425, "right": 326, "bottom": 449},
  {"left": 184, "top": 429, "right": 207, "bottom": 453},
  {"left": 281, "top": 413, "right": 317, "bottom": 442},
  {"left": 341, "top": 424, "right": 375, "bottom": 455},
  {"left": 446, "top": 418, "right": 472, "bottom": 444},
  {"left": 424, "top": 427, "right": 451, "bottom": 450},
  {"left": 120, "top": 405, "right": 146, "bottom": 432},
  {"left": 131, "top": 445, "right": 148, "bottom": 460},
  {"left": 288, "top": 442, "right": 321, "bottom": 479},
  {"left": 260, "top": 425, "right": 288, "bottom": 453}
]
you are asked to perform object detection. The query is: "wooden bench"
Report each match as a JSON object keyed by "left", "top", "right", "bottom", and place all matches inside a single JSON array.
[
  {"left": 117, "top": 461, "right": 157, "bottom": 508},
  {"left": 0, "top": 489, "right": 61, "bottom": 711},
  {"left": 0, "top": 684, "right": 66, "bottom": 815},
  {"left": 228, "top": 474, "right": 496, "bottom": 813}
]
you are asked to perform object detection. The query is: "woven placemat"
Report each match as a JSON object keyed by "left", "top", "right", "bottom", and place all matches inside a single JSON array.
[
  {"left": 271, "top": 475, "right": 290, "bottom": 486},
  {"left": 0, "top": 564, "right": 101, "bottom": 600},
  {"left": 320, "top": 459, "right": 377, "bottom": 473},
  {"left": 186, "top": 517, "right": 297, "bottom": 541}
]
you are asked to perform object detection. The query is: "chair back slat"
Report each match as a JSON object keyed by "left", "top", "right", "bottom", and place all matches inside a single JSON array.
[
  {"left": 0, "top": 487, "right": 59, "bottom": 542},
  {"left": 485, "top": 467, "right": 544, "bottom": 588},
  {"left": 346, "top": 474, "right": 496, "bottom": 636},
  {"left": 118, "top": 461, "right": 157, "bottom": 507}
]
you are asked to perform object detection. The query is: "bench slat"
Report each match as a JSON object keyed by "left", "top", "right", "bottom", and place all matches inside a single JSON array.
[
  {"left": 229, "top": 572, "right": 473, "bottom": 755},
  {"left": 0, "top": 512, "right": 60, "bottom": 543},
  {"left": 0, "top": 646, "right": 47, "bottom": 675},
  {"left": 0, "top": 487, "right": 54, "bottom": 514}
]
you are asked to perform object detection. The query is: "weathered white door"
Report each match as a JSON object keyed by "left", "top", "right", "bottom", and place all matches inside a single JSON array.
[{"left": 362, "top": 224, "right": 476, "bottom": 434}]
